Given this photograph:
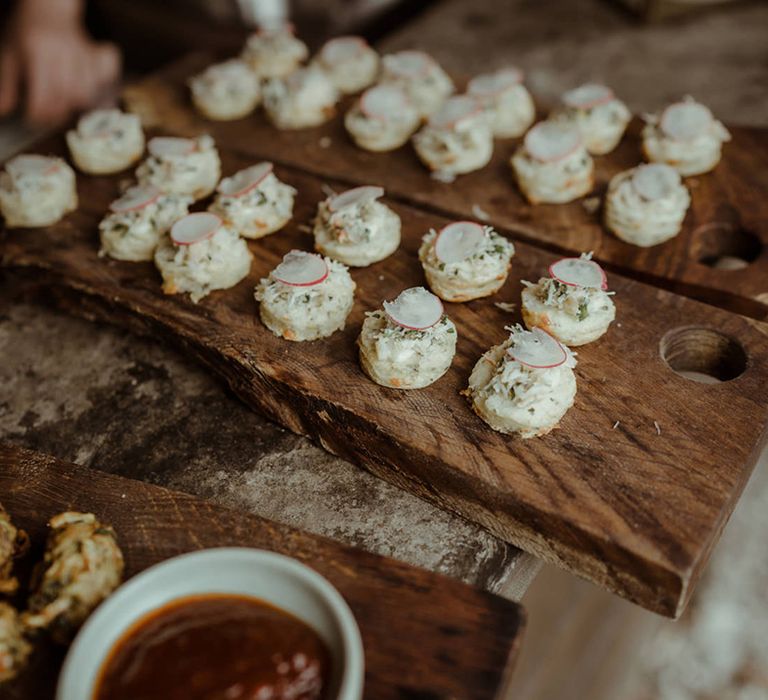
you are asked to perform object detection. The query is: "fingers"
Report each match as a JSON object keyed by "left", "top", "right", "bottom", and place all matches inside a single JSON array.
[
  {"left": 0, "top": 47, "right": 20, "bottom": 116},
  {"left": 25, "top": 39, "right": 67, "bottom": 124},
  {"left": 90, "top": 43, "right": 121, "bottom": 102}
]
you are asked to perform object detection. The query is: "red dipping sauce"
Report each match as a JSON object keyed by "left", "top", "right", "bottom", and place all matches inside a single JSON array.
[{"left": 94, "top": 594, "right": 331, "bottom": 700}]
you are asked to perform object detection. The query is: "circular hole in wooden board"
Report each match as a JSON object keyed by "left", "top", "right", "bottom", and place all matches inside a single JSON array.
[
  {"left": 691, "top": 222, "right": 762, "bottom": 271},
  {"left": 660, "top": 326, "right": 748, "bottom": 383}
]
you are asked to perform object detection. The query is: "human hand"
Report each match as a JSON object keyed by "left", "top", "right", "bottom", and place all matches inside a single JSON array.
[{"left": 0, "top": 0, "right": 121, "bottom": 125}]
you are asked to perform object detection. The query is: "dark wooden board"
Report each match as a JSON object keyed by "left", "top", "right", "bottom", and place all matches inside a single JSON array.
[
  {"left": 123, "top": 54, "right": 768, "bottom": 321},
  {"left": 3, "top": 134, "right": 768, "bottom": 618},
  {"left": 0, "top": 442, "right": 524, "bottom": 700}
]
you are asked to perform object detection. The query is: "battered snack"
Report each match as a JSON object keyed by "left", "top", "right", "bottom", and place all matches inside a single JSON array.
[
  {"left": 550, "top": 83, "right": 631, "bottom": 155},
  {"left": 66, "top": 109, "right": 145, "bottom": 174},
  {"left": 136, "top": 135, "right": 221, "bottom": 201},
  {"left": 0, "top": 504, "right": 27, "bottom": 597},
  {"left": 0, "top": 603, "right": 31, "bottom": 683},
  {"left": 378, "top": 50, "right": 454, "bottom": 118},
  {"left": 23, "top": 512, "right": 124, "bottom": 644},
  {"left": 358, "top": 287, "right": 457, "bottom": 389},
  {"left": 0, "top": 154, "right": 77, "bottom": 228},
  {"left": 313, "top": 185, "right": 401, "bottom": 267},
  {"left": 604, "top": 163, "right": 690, "bottom": 247},
  {"left": 312, "top": 36, "right": 379, "bottom": 94},
  {"left": 344, "top": 84, "right": 421, "bottom": 152},
  {"left": 241, "top": 24, "right": 308, "bottom": 78},
  {"left": 521, "top": 254, "right": 615, "bottom": 346},
  {"left": 467, "top": 67, "right": 535, "bottom": 138},
  {"left": 465, "top": 325, "right": 577, "bottom": 438},
  {"left": 155, "top": 212, "right": 252, "bottom": 303},
  {"left": 189, "top": 59, "right": 261, "bottom": 121},
  {"left": 255, "top": 250, "right": 355, "bottom": 341},
  {"left": 642, "top": 97, "right": 731, "bottom": 176},
  {"left": 263, "top": 67, "right": 339, "bottom": 130},
  {"left": 510, "top": 121, "right": 594, "bottom": 204},
  {"left": 413, "top": 95, "right": 493, "bottom": 179},
  {"left": 99, "top": 185, "right": 192, "bottom": 262},
  {"left": 209, "top": 162, "right": 296, "bottom": 239},
  {"left": 419, "top": 221, "right": 515, "bottom": 302}
]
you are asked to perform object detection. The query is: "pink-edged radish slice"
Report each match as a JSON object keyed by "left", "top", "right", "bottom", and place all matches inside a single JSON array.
[
  {"left": 7, "top": 154, "right": 59, "bottom": 177},
  {"left": 171, "top": 212, "right": 221, "bottom": 246},
  {"left": 329, "top": 185, "right": 384, "bottom": 212},
  {"left": 562, "top": 83, "right": 614, "bottom": 110},
  {"left": 524, "top": 122, "right": 582, "bottom": 162},
  {"left": 78, "top": 110, "right": 120, "bottom": 137},
  {"left": 383, "top": 287, "right": 444, "bottom": 330},
  {"left": 148, "top": 136, "right": 196, "bottom": 159},
  {"left": 385, "top": 51, "right": 434, "bottom": 78},
  {"left": 218, "top": 162, "right": 273, "bottom": 198},
  {"left": 507, "top": 327, "right": 567, "bottom": 369},
  {"left": 467, "top": 68, "right": 524, "bottom": 97},
  {"left": 428, "top": 96, "right": 482, "bottom": 130},
  {"left": 273, "top": 250, "right": 329, "bottom": 286},
  {"left": 110, "top": 185, "right": 161, "bottom": 213},
  {"left": 320, "top": 36, "right": 367, "bottom": 64},
  {"left": 434, "top": 221, "right": 486, "bottom": 263},
  {"left": 631, "top": 163, "right": 681, "bottom": 201},
  {"left": 660, "top": 101, "right": 713, "bottom": 141},
  {"left": 360, "top": 84, "right": 411, "bottom": 120},
  {"left": 549, "top": 257, "right": 607, "bottom": 290}
]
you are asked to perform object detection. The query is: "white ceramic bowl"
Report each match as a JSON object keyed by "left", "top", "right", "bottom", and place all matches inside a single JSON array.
[{"left": 57, "top": 547, "right": 364, "bottom": 700}]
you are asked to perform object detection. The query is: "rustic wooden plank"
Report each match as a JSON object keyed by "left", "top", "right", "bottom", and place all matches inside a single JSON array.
[
  {"left": 123, "top": 54, "right": 768, "bottom": 320},
  {"left": 2, "top": 136, "right": 767, "bottom": 617},
  {"left": 0, "top": 442, "right": 524, "bottom": 700}
]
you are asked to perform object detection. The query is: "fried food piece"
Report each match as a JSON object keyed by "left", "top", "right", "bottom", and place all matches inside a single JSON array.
[
  {"left": 23, "top": 512, "right": 124, "bottom": 643},
  {"left": 0, "top": 602, "right": 31, "bottom": 683},
  {"left": 0, "top": 504, "right": 28, "bottom": 596}
]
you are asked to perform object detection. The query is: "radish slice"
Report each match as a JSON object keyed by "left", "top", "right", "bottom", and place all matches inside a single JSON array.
[
  {"left": 78, "top": 110, "right": 121, "bottom": 137},
  {"left": 7, "top": 154, "right": 59, "bottom": 177},
  {"left": 329, "top": 185, "right": 384, "bottom": 212},
  {"left": 660, "top": 101, "right": 713, "bottom": 141},
  {"left": 467, "top": 68, "right": 523, "bottom": 96},
  {"left": 562, "top": 83, "right": 614, "bottom": 110},
  {"left": 320, "top": 36, "right": 367, "bottom": 64},
  {"left": 360, "top": 84, "right": 411, "bottom": 120},
  {"left": 549, "top": 257, "right": 607, "bottom": 290},
  {"left": 385, "top": 51, "right": 434, "bottom": 78},
  {"left": 434, "top": 221, "right": 486, "bottom": 263},
  {"left": 171, "top": 212, "right": 221, "bottom": 246},
  {"left": 428, "top": 96, "right": 482, "bottom": 130},
  {"left": 631, "top": 163, "right": 680, "bottom": 201},
  {"left": 507, "top": 327, "right": 567, "bottom": 369},
  {"left": 148, "top": 136, "right": 195, "bottom": 159},
  {"left": 218, "top": 162, "right": 273, "bottom": 197},
  {"left": 110, "top": 185, "right": 161, "bottom": 213},
  {"left": 383, "top": 287, "right": 444, "bottom": 330},
  {"left": 524, "top": 122, "right": 582, "bottom": 162},
  {"left": 273, "top": 250, "right": 329, "bottom": 287}
]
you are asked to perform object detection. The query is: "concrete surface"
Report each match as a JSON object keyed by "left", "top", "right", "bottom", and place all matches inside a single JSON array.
[{"left": 0, "top": 296, "right": 535, "bottom": 594}]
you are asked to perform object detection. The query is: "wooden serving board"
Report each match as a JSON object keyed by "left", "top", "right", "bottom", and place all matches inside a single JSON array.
[
  {"left": 0, "top": 443, "right": 524, "bottom": 700},
  {"left": 124, "top": 54, "right": 768, "bottom": 321},
  {"left": 3, "top": 134, "right": 768, "bottom": 618}
]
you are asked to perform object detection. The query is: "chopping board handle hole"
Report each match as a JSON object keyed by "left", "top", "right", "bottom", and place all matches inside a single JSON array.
[
  {"left": 660, "top": 327, "right": 747, "bottom": 383},
  {"left": 690, "top": 222, "right": 762, "bottom": 271}
]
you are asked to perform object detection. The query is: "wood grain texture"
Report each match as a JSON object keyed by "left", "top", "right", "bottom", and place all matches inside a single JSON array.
[
  {"left": 2, "top": 133, "right": 768, "bottom": 617},
  {"left": 123, "top": 54, "right": 768, "bottom": 320},
  {"left": 0, "top": 442, "right": 524, "bottom": 700}
]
